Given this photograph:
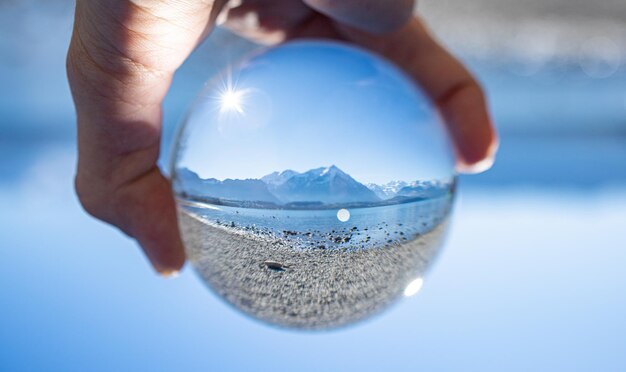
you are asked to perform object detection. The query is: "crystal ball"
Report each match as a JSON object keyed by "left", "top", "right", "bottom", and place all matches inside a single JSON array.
[{"left": 171, "top": 41, "right": 456, "bottom": 329}]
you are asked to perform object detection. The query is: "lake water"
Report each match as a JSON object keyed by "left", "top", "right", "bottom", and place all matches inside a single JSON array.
[{"left": 178, "top": 195, "right": 454, "bottom": 250}]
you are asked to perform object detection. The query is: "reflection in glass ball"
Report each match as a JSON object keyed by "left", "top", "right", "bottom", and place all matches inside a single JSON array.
[{"left": 171, "top": 41, "right": 456, "bottom": 329}]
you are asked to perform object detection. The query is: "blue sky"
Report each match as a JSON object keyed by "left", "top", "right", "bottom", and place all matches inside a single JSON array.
[{"left": 173, "top": 41, "right": 455, "bottom": 185}]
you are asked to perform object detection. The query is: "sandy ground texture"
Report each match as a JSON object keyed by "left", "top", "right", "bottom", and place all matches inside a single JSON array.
[{"left": 179, "top": 209, "right": 448, "bottom": 329}]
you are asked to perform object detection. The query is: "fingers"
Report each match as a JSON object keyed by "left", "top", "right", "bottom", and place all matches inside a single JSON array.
[
  {"left": 303, "top": 0, "right": 415, "bottom": 34},
  {"left": 336, "top": 17, "right": 498, "bottom": 172},
  {"left": 67, "top": 0, "right": 225, "bottom": 274},
  {"left": 219, "top": 0, "right": 314, "bottom": 44}
]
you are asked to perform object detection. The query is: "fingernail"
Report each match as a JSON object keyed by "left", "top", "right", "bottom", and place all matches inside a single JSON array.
[
  {"left": 160, "top": 269, "right": 180, "bottom": 279},
  {"left": 456, "top": 155, "right": 495, "bottom": 174},
  {"left": 457, "top": 137, "right": 499, "bottom": 174}
]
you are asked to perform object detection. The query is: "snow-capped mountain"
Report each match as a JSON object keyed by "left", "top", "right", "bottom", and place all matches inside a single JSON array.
[
  {"left": 367, "top": 180, "right": 451, "bottom": 200},
  {"left": 366, "top": 180, "right": 408, "bottom": 200},
  {"left": 268, "top": 165, "right": 381, "bottom": 204},
  {"left": 395, "top": 181, "right": 450, "bottom": 199}
]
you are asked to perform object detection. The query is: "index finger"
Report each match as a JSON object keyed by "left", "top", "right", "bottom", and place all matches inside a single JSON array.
[{"left": 335, "top": 17, "right": 499, "bottom": 173}]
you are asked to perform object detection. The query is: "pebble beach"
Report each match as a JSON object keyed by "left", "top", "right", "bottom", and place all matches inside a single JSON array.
[{"left": 179, "top": 209, "right": 448, "bottom": 329}]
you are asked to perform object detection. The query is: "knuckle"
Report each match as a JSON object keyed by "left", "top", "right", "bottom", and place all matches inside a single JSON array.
[
  {"left": 437, "top": 78, "right": 485, "bottom": 108},
  {"left": 467, "top": 80, "right": 486, "bottom": 102}
]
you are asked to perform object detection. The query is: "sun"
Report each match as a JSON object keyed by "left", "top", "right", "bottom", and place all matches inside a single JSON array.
[{"left": 219, "top": 87, "right": 245, "bottom": 115}]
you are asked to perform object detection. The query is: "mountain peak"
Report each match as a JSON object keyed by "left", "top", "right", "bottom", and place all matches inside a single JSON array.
[
  {"left": 320, "top": 165, "right": 333, "bottom": 176},
  {"left": 319, "top": 165, "right": 343, "bottom": 176},
  {"left": 272, "top": 165, "right": 379, "bottom": 204}
]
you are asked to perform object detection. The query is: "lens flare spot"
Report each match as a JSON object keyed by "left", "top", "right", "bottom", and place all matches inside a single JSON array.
[
  {"left": 403, "top": 277, "right": 424, "bottom": 297},
  {"left": 336, "top": 208, "right": 350, "bottom": 222}
]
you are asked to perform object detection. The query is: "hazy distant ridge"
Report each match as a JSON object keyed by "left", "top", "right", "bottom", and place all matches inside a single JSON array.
[{"left": 175, "top": 166, "right": 451, "bottom": 208}]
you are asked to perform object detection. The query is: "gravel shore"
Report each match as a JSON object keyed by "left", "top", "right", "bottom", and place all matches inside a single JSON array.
[{"left": 179, "top": 209, "right": 448, "bottom": 329}]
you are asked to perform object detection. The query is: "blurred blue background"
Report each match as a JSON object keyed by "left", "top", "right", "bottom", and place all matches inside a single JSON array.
[{"left": 1, "top": 1, "right": 625, "bottom": 371}]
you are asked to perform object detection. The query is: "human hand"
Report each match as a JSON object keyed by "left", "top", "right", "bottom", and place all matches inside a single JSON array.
[{"left": 67, "top": 0, "right": 497, "bottom": 275}]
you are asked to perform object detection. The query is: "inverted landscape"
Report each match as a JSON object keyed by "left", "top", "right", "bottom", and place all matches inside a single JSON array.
[{"left": 174, "top": 165, "right": 454, "bottom": 329}]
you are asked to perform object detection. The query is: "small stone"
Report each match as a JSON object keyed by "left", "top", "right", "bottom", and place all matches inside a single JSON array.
[{"left": 264, "top": 260, "right": 289, "bottom": 271}]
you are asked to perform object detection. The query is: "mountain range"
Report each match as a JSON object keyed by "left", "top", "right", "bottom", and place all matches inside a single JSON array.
[
  {"left": 174, "top": 165, "right": 451, "bottom": 208},
  {"left": 367, "top": 180, "right": 451, "bottom": 200}
]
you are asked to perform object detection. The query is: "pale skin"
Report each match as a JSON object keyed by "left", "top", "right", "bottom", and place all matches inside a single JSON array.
[{"left": 67, "top": 0, "right": 498, "bottom": 276}]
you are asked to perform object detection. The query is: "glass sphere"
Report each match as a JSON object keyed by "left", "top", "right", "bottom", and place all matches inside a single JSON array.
[{"left": 171, "top": 41, "right": 456, "bottom": 329}]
